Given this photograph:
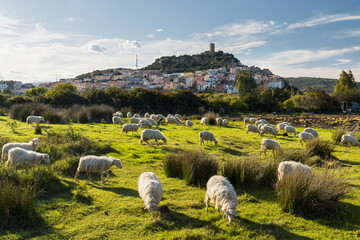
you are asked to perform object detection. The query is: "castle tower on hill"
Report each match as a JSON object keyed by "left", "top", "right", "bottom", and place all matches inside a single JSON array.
[{"left": 209, "top": 43, "right": 215, "bottom": 53}]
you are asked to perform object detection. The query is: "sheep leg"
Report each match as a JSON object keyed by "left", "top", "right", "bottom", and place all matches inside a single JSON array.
[
  {"left": 155, "top": 139, "right": 159, "bottom": 145},
  {"left": 104, "top": 170, "right": 110, "bottom": 183},
  {"left": 74, "top": 171, "right": 80, "bottom": 181},
  {"left": 205, "top": 194, "right": 209, "bottom": 212},
  {"left": 87, "top": 171, "right": 94, "bottom": 182},
  {"left": 299, "top": 140, "right": 303, "bottom": 146}
]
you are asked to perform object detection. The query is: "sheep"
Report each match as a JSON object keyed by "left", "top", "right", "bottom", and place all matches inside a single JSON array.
[
  {"left": 112, "top": 116, "right": 124, "bottom": 126},
  {"left": 299, "top": 132, "right": 314, "bottom": 145},
  {"left": 304, "top": 128, "right": 319, "bottom": 138},
  {"left": 255, "top": 120, "right": 266, "bottom": 127},
  {"left": 284, "top": 125, "right": 297, "bottom": 136},
  {"left": 5, "top": 147, "right": 50, "bottom": 167},
  {"left": 258, "top": 123, "right": 265, "bottom": 130},
  {"left": 222, "top": 119, "right": 229, "bottom": 127},
  {"left": 259, "top": 119, "right": 267, "bottom": 124},
  {"left": 340, "top": 134, "right": 360, "bottom": 147},
  {"left": 199, "top": 130, "right": 218, "bottom": 146},
  {"left": 249, "top": 117, "right": 257, "bottom": 124},
  {"left": 216, "top": 117, "right": 223, "bottom": 126},
  {"left": 26, "top": 116, "right": 44, "bottom": 126},
  {"left": 139, "top": 119, "right": 153, "bottom": 128},
  {"left": 277, "top": 123, "right": 287, "bottom": 132},
  {"left": 133, "top": 114, "right": 141, "bottom": 118},
  {"left": 157, "top": 114, "right": 165, "bottom": 119},
  {"left": 185, "top": 120, "right": 194, "bottom": 128},
  {"left": 144, "top": 113, "right": 150, "bottom": 118},
  {"left": 205, "top": 175, "right": 239, "bottom": 224},
  {"left": 1, "top": 138, "right": 40, "bottom": 161},
  {"left": 175, "top": 117, "right": 182, "bottom": 124},
  {"left": 130, "top": 117, "right": 141, "bottom": 124},
  {"left": 146, "top": 118, "right": 159, "bottom": 128},
  {"left": 277, "top": 161, "right": 314, "bottom": 183},
  {"left": 138, "top": 172, "right": 163, "bottom": 212},
  {"left": 246, "top": 124, "right": 260, "bottom": 135},
  {"left": 74, "top": 155, "right": 122, "bottom": 184},
  {"left": 346, "top": 132, "right": 355, "bottom": 137},
  {"left": 260, "top": 138, "right": 281, "bottom": 157},
  {"left": 174, "top": 114, "right": 182, "bottom": 120},
  {"left": 150, "top": 114, "right": 158, "bottom": 121},
  {"left": 127, "top": 112, "right": 132, "bottom": 118},
  {"left": 121, "top": 123, "right": 143, "bottom": 135},
  {"left": 139, "top": 129, "right": 167, "bottom": 145},
  {"left": 201, "top": 117, "right": 209, "bottom": 125},
  {"left": 243, "top": 117, "right": 250, "bottom": 125},
  {"left": 167, "top": 114, "right": 174, "bottom": 118},
  {"left": 113, "top": 111, "right": 123, "bottom": 118},
  {"left": 166, "top": 116, "right": 179, "bottom": 125},
  {"left": 260, "top": 125, "right": 277, "bottom": 138}
]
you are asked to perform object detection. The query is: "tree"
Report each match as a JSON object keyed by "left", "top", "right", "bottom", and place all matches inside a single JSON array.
[
  {"left": 25, "top": 87, "right": 47, "bottom": 98},
  {"left": 236, "top": 71, "right": 257, "bottom": 96},
  {"left": 335, "top": 70, "right": 357, "bottom": 94},
  {"left": 45, "top": 83, "right": 83, "bottom": 106}
]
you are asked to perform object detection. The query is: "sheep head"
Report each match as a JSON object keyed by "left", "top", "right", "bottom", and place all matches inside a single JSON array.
[
  {"left": 112, "top": 158, "right": 122, "bottom": 169},
  {"left": 42, "top": 154, "right": 50, "bottom": 164},
  {"left": 223, "top": 209, "right": 239, "bottom": 224}
]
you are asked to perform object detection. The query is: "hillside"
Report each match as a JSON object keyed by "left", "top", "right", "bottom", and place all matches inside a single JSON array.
[
  {"left": 143, "top": 50, "right": 241, "bottom": 73},
  {"left": 287, "top": 77, "right": 360, "bottom": 93}
]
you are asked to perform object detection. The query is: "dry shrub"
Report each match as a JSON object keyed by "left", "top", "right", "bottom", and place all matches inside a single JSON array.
[
  {"left": 204, "top": 112, "right": 218, "bottom": 125},
  {"left": 305, "top": 138, "right": 334, "bottom": 160},
  {"left": 332, "top": 127, "right": 346, "bottom": 144}
]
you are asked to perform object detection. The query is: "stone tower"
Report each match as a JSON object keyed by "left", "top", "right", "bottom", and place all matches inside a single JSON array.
[{"left": 209, "top": 43, "right": 215, "bottom": 53}]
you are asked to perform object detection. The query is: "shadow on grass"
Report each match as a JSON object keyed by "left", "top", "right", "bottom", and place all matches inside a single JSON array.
[
  {"left": 92, "top": 184, "right": 139, "bottom": 197},
  {"left": 220, "top": 146, "right": 246, "bottom": 156},
  {"left": 239, "top": 190, "right": 278, "bottom": 204},
  {"left": 339, "top": 159, "right": 360, "bottom": 166}
]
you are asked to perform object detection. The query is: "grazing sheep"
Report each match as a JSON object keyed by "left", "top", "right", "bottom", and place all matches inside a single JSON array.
[
  {"left": 5, "top": 147, "right": 50, "bottom": 167},
  {"left": 260, "top": 125, "right": 277, "bottom": 138},
  {"left": 130, "top": 117, "right": 141, "bottom": 124},
  {"left": 26, "top": 116, "right": 44, "bottom": 126},
  {"left": 249, "top": 117, "right": 258, "bottom": 124},
  {"left": 304, "top": 128, "right": 319, "bottom": 138},
  {"left": 139, "top": 129, "right": 167, "bottom": 145},
  {"left": 277, "top": 123, "right": 287, "bottom": 132},
  {"left": 340, "top": 134, "right": 360, "bottom": 147},
  {"left": 150, "top": 114, "right": 158, "bottom": 121},
  {"left": 284, "top": 125, "right": 297, "bottom": 136},
  {"left": 166, "top": 116, "right": 179, "bottom": 125},
  {"left": 299, "top": 132, "right": 314, "bottom": 145},
  {"left": 255, "top": 120, "right": 266, "bottom": 127},
  {"left": 144, "top": 113, "right": 150, "bottom": 119},
  {"left": 139, "top": 119, "right": 153, "bottom": 128},
  {"left": 205, "top": 175, "right": 239, "bottom": 224},
  {"left": 133, "top": 114, "right": 141, "bottom": 118},
  {"left": 112, "top": 116, "right": 124, "bottom": 126},
  {"left": 138, "top": 172, "right": 163, "bottom": 212},
  {"left": 260, "top": 138, "right": 281, "bottom": 157},
  {"left": 113, "top": 111, "right": 123, "bottom": 118},
  {"left": 121, "top": 123, "right": 143, "bottom": 135},
  {"left": 157, "top": 114, "right": 165, "bottom": 119},
  {"left": 174, "top": 114, "right": 182, "bottom": 120},
  {"left": 127, "top": 112, "right": 132, "bottom": 118},
  {"left": 185, "top": 120, "right": 194, "bottom": 128},
  {"left": 146, "top": 118, "right": 159, "bottom": 128},
  {"left": 277, "top": 161, "right": 314, "bottom": 183},
  {"left": 216, "top": 117, "right": 223, "bottom": 126},
  {"left": 259, "top": 119, "right": 267, "bottom": 124},
  {"left": 201, "top": 117, "right": 209, "bottom": 125},
  {"left": 175, "top": 117, "right": 182, "bottom": 124},
  {"left": 243, "top": 117, "right": 250, "bottom": 125},
  {"left": 258, "top": 123, "right": 266, "bottom": 130},
  {"left": 74, "top": 155, "right": 122, "bottom": 184},
  {"left": 222, "top": 119, "right": 229, "bottom": 127},
  {"left": 346, "top": 132, "right": 354, "bottom": 137},
  {"left": 246, "top": 124, "right": 260, "bottom": 135},
  {"left": 167, "top": 114, "right": 174, "bottom": 118},
  {"left": 1, "top": 138, "right": 40, "bottom": 161},
  {"left": 199, "top": 131, "right": 218, "bottom": 146}
]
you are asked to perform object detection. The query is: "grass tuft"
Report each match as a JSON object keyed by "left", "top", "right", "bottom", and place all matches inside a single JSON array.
[
  {"left": 305, "top": 138, "right": 334, "bottom": 160},
  {"left": 204, "top": 112, "right": 218, "bottom": 125},
  {"left": 332, "top": 127, "right": 346, "bottom": 145}
]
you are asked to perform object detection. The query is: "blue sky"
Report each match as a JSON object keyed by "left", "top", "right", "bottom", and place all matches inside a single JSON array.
[{"left": 0, "top": 0, "right": 360, "bottom": 82}]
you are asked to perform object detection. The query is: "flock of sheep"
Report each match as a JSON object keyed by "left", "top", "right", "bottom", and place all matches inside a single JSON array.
[{"left": 1, "top": 112, "right": 359, "bottom": 224}]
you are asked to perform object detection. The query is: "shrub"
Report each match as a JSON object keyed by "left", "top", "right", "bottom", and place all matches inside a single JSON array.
[
  {"left": 5, "top": 121, "right": 20, "bottom": 133},
  {"left": 276, "top": 148, "right": 309, "bottom": 164},
  {"left": 163, "top": 153, "right": 183, "bottom": 179},
  {"left": 9, "top": 103, "right": 48, "bottom": 122},
  {"left": 43, "top": 108, "right": 66, "bottom": 124},
  {"left": 34, "top": 124, "right": 42, "bottom": 134},
  {"left": 332, "top": 128, "right": 346, "bottom": 144},
  {"left": 305, "top": 138, "right": 334, "bottom": 160},
  {"left": 204, "top": 112, "right": 218, "bottom": 125},
  {"left": 52, "top": 156, "right": 79, "bottom": 176},
  {"left": 0, "top": 108, "right": 7, "bottom": 116},
  {"left": 277, "top": 170, "right": 349, "bottom": 216},
  {"left": 87, "top": 105, "right": 114, "bottom": 123},
  {"left": 120, "top": 106, "right": 133, "bottom": 117}
]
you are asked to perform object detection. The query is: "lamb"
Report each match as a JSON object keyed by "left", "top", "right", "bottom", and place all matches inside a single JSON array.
[
  {"left": 133, "top": 114, "right": 141, "bottom": 118},
  {"left": 304, "top": 128, "right": 319, "bottom": 138},
  {"left": 174, "top": 114, "right": 182, "bottom": 120},
  {"left": 5, "top": 147, "right": 50, "bottom": 167},
  {"left": 205, "top": 175, "right": 239, "bottom": 224},
  {"left": 277, "top": 161, "right": 314, "bottom": 183},
  {"left": 216, "top": 117, "right": 223, "bottom": 126},
  {"left": 185, "top": 120, "right": 194, "bottom": 128},
  {"left": 112, "top": 116, "right": 124, "bottom": 126},
  {"left": 1, "top": 138, "right": 40, "bottom": 161},
  {"left": 139, "top": 119, "right": 153, "bottom": 128},
  {"left": 144, "top": 113, "right": 150, "bottom": 118},
  {"left": 26, "top": 116, "right": 44, "bottom": 126},
  {"left": 127, "top": 112, "right": 132, "bottom": 118},
  {"left": 243, "top": 117, "right": 250, "bottom": 125},
  {"left": 74, "top": 155, "right": 122, "bottom": 184},
  {"left": 249, "top": 117, "right": 257, "bottom": 124},
  {"left": 139, "top": 129, "right": 167, "bottom": 145},
  {"left": 298, "top": 132, "right": 314, "bottom": 145},
  {"left": 166, "top": 116, "right": 179, "bottom": 125},
  {"left": 150, "top": 114, "right": 158, "bottom": 121},
  {"left": 222, "top": 119, "right": 229, "bottom": 127},
  {"left": 146, "top": 118, "right": 159, "bottom": 128},
  {"left": 130, "top": 117, "right": 141, "bottom": 124},
  {"left": 284, "top": 125, "right": 297, "bottom": 136},
  {"left": 260, "top": 138, "right": 281, "bottom": 157},
  {"left": 199, "top": 130, "right": 218, "bottom": 146},
  {"left": 121, "top": 123, "right": 143, "bottom": 135},
  {"left": 260, "top": 125, "right": 277, "bottom": 138},
  {"left": 340, "top": 134, "right": 360, "bottom": 147},
  {"left": 246, "top": 124, "right": 260, "bottom": 135},
  {"left": 201, "top": 117, "right": 209, "bottom": 125},
  {"left": 138, "top": 172, "right": 163, "bottom": 212},
  {"left": 113, "top": 111, "right": 123, "bottom": 118}
]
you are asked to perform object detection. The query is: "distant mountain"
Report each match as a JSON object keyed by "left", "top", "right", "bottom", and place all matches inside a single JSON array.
[
  {"left": 286, "top": 77, "right": 338, "bottom": 93},
  {"left": 143, "top": 50, "right": 241, "bottom": 73}
]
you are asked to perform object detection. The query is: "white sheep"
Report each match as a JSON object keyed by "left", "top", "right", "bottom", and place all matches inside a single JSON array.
[
  {"left": 144, "top": 113, "right": 150, "bottom": 118},
  {"left": 201, "top": 117, "right": 208, "bottom": 125},
  {"left": 260, "top": 125, "right": 277, "bottom": 138},
  {"left": 216, "top": 117, "right": 223, "bottom": 126},
  {"left": 74, "top": 155, "right": 122, "bottom": 184},
  {"left": 277, "top": 161, "right": 314, "bottom": 183},
  {"left": 249, "top": 117, "right": 258, "bottom": 124},
  {"left": 185, "top": 120, "right": 194, "bottom": 128},
  {"left": 243, "top": 117, "right": 250, "bottom": 125},
  {"left": 127, "top": 112, "right": 132, "bottom": 118},
  {"left": 304, "top": 128, "right": 319, "bottom": 138},
  {"left": 121, "top": 123, "right": 143, "bottom": 135},
  {"left": 174, "top": 114, "right": 182, "bottom": 120},
  {"left": 1, "top": 138, "right": 40, "bottom": 161},
  {"left": 112, "top": 116, "right": 124, "bottom": 126},
  {"left": 138, "top": 172, "right": 163, "bottom": 212},
  {"left": 299, "top": 132, "right": 314, "bottom": 145},
  {"left": 246, "top": 124, "right": 260, "bottom": 135},
  {"left": 133, "top": 114, "right": 141, "bottom": 118},
  {"left": 175, "top": 116, "right": 182, "bottom": 124},
  {"left": 130, "top": 117, "right": 141, "bottom": 124},
  {"left": 139, "top": 129, "right": 167, "bottom": 145},
  {"left": 260, "top": 138, "right": 281, "bottom": 157},
  {"left": 222, "top": 119, "right": 229, "bottom": 127},
  {"left": 150, "top": 114, "right": 158, "bottom": 121},
  {"left": 157, "top": 114, "right": 165, "bottom": 119},
  {"left": 199, "top": 131, "right": 218, "bottom": 146},
  {"left": 113, "top": 111, "right": 123, "bottom": 118},
  {"left": 166, "top": 116, "right": 179, "bottom": 125},
  {"left": 146, "top": 118, "right": 159, "bottom": 128},
  {"left": 205, "top": 175, "right": 239, "bottom": 224},
  {"left": 340, "top": 134, "right": 360, "bottom": 147},
  {"left": 5, "top": 147, "right": 50, "bottom": 167},
  {"left": 26, "top": 116, "right": 44, "bottom": 126},
  {"left": 276, "top": 123, "right": 287, "bottom": 132},
  {"left": 139, "top": 119, "right": 153, "bottom": 128},
  {"left": 255, "top": 120, "right": 266, "bottom": 127},
  {"left": 284, "top": 125, "right": 297, "bottom": 136},
  {"left": 259, "top": 119, "right": 267, "bottom": 124},
  {"left": 167, "top": 114, "right": 174, "bottom": 118}
]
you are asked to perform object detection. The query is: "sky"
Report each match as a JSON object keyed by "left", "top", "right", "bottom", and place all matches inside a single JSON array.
[{"left": 0, "top": 0, "right": 360, "bottom": 83}]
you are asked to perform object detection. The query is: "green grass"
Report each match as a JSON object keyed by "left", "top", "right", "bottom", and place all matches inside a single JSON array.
[{"left": 0, "top": 116, "right": 359, "bottom": 239}]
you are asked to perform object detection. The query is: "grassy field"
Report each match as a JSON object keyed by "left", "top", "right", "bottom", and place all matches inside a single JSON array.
[{"left": 0, "top": 116, "right": 360, "bottom": 239}]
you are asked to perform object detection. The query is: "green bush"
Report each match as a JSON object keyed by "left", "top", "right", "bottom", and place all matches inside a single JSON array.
[
  {"left": 52, "top": 156, "right": 79, "bottom": 176},
  {"left": 87, "top": 104, "right": 114, "bottom": 123},
  {"left": 332, "top": 128, "right": 346, "bottom": 144},
  {"left": 34, "top": 124, "right": 42, "bottom": 134},
  {"left": 43, "top": 108, "right": 66, "bottom": 124},
  {"left": 305, "top": 138, "right": 334, "bottom": 160},
  {"left": 9, "top": 103, "right": 48, "bottom": 122}
]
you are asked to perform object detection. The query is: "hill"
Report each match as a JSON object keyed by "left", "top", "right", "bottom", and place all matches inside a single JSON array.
[
  {"left": 287, "top": 77, "right": 360, "bottom": 93},
  {"left": 143, "top": 50, "right": 241, "bottom": 73}
]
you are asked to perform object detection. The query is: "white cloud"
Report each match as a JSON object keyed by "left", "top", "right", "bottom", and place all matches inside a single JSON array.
[
  {"left": 335, "top": 58, "right": 351, "bottom": 65},
  {"left": 287, "top": 14, "right": 360, "bottom": 30},
  {"left": 64, "top": 17, "right": 76, "bottom": 23},
  {"left": 88, "top": 44, "right": 106, "bottom": 53},
  {"left": 155, "top": 28, "right": 163, "bottom": 32},
  {"left": 147, "top": 33, "right": 155, "bottom": 39}
]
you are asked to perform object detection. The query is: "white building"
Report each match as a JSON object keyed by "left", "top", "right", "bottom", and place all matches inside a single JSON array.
[{"left": 0, "top": 84, "right": 8, "bottom": 92}]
